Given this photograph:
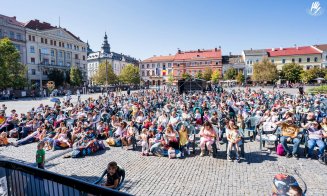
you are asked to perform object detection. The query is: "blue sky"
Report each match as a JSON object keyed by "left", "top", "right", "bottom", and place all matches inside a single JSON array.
[{"left": 1, "top": 0, "right": 326, "bottom": 59}]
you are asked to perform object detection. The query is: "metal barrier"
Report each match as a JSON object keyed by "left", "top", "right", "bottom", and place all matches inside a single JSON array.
[{"left": 0, "top": 160, "right": 131, "bottom": 196}]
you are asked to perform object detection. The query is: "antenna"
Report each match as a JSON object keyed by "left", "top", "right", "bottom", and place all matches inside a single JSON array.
[{"left": 59, "top": 16, "right": 61, "bottom": 28}]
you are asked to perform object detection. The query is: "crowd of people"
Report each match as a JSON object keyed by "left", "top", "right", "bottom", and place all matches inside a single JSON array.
[{"left": 0, "top": 87, "right": 326, "bottom": 165}]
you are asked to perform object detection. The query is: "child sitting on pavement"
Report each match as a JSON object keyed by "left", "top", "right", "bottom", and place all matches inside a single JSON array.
[{"left": 104, "top": 161, "right": 120, "bottom": 189}]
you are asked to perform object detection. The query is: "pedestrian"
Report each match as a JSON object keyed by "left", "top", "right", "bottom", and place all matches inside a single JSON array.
[
  {"left": 36, "top": 141, "right": 45, "bottom": 169},
  {"left": 127, "top": 88, "right": 130, "bottom": 96}
]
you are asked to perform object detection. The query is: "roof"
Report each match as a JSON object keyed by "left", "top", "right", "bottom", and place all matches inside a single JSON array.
[
  {"left": 24, "top": 19, "right": 84, "bottom": 42},
  {"left": 266, "top": 46, "right": 321, "bottom": 57},
  {"left": 243, "top": 49, "right": 267, "bottom": 56},
  {"left": 314, "top": 44, "right": 327, "bottom": 51},
  {"left": 174, "top": 49, "right": 222, "bottom": 61},
  {"left": 0, "top": 14, "right": 24, "bottom": 27},
  {"left": 142, "top": 55, "right": 175, "bottom": 63}
]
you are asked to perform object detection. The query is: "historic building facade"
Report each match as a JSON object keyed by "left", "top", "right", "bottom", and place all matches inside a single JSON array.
[
  {"left": 87, "top": 33, "right": 139, "bottom": 85},
  {"left": 242, "top": 49, "right": 268, "bottom": 76},
  {"left": 313, "top": 44, "right": 327, "bottom": 68},
  {"left": 0, "top": 14, "right": 26, "bottom": 64},
  {"left": 222, "top": 54, "right": 246, "bottom": 76},
  {"left": 140, "top": 55, "right": 174, "bottom": 86},
  {"left": 173, "top": 48, "right": 223, "bottom": 79},
  {"left": 266, "top": 46, "right": 322, "bottom": 70},
  {"left": 25, "top": 19, "right": 87, "bottom": 86}
]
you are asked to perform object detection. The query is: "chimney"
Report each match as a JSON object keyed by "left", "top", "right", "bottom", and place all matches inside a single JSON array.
[
  {"left": 198, "top": 49, "right": 200, "bottom": 52},
  {"left": 178, "top": 48, "right": 181, "bottom": 54},
  {"left": 280, "top": 47, "right": 283, "bottom": 50},
  {"left": 229, "top": 52, "right": 232, "bottom": 56},
  {"left": 169, "top": 53, "right": 171, "bottom": 56},
  {"left": 215, "top": 48, "right": 217, "bottom": 51},
  {"left": 153, "top": 55, "right": 156, "bottom": 57},
  {"left": 272, "top": 48, "right": 275, "bottom": 51},
  {"left": 219, "top": 46, "right": 221, "bottom": 49},
  {"left": 295, "top": 44, "right": 298, "bottom": 50},
  {"left": 251, "top": 48, "right": 253, "bottom": 51},
  {"left": 13, "top": 16, "right": 16, "bottom": 20}
]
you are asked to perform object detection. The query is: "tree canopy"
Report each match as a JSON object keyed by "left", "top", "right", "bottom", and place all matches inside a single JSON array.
[
  {"left": 93, "top": 62, "right": 117, "bottom": 85},
  {"left": 202, "top": 68, "right": 213, "bottom": 81},
  {"left": 252, "top": 58, "right": 278, "bottom": 82},
  {"left": 167, "top": 72, "right": 174, "bottom": 85},
  {"left": 182, "top": 73, "right": 191, "bottom": 80},
  {"left": 211, "top": 70, "right": 221, "bottom": 84},
  {"left": 300, "top": 68, "right": 327, "bottom": 83},
  {"left": 70, "top": 66, "right": 83, "bottom": 86},
  {"left": 119, "top": 64, "right": 140, "bottom": 85},
  {"left": 223, "top": 67, "right": 237, "bottom": 80},
  {"left": 282, "top": 63, "right": 303, "bottom": 82},
  {"left": 48, "top": 69, "right": 65, "bottom": 86},
  {"left": 236, "top": 72, "right": 245, "bottom": 84},
  {"left": 0, "top": 38, "right": 27, "bottom": 89}
]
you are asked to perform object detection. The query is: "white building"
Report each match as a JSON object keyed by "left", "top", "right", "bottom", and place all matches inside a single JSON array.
[
  {"left": 313, "top": 44, "right": 327, "bottom": 68},
  {"left": 140, "top": 55, "right": 174, "bottom": 86},
  {"left": 87, "top": 33, "right": 138, "bottom": 85},
  {"left": 242, "top": 49, "right": 268, "bottom": 76},
  {"left": 25, "top": 19, "right": 87, "bottom": 86}
]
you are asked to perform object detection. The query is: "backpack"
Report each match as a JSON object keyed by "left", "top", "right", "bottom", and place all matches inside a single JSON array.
[{"left": 277, "top": 144, "right": 285, "bottom": 156}]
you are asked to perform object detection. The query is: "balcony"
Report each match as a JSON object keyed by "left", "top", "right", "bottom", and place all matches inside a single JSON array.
[{"left": 39, "top": 62, "right": 71, "bottom": 70}]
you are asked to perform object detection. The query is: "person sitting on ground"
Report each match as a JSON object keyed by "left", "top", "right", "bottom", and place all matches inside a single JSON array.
[
  {"left": 104, "top": 161, "right": 120, "bottom": 189},
  {"left": 164, "top": 124, "right": 179, "bottom": 150},
  {"left": 0, "top": 132, "right": 9, "bottom": 146},
  {"left": 276, "top": 117, "right": 300, "bottom": 159},
  {"left": 179, "top": 124, "right": 190, "bottom": 157},
  {"left": 199, "top": 121, "right": 217, "bottom": 157},
  {"left": 122, "top": 121, "right": 137, "bottom": 150}
]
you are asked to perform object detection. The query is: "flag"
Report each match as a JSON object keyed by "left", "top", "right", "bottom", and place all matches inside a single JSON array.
[{"left": 162, "top": 69, "right": 167, "bottom": 76}]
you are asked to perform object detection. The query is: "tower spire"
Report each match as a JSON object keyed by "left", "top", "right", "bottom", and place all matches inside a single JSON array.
[{"left": 101, "top": 32, "right": 110, "bottom": 54}]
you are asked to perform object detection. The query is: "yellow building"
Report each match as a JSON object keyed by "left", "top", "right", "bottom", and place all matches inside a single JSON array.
[{"left": 266, "top": 46, "right": 322, "bottom": 70}]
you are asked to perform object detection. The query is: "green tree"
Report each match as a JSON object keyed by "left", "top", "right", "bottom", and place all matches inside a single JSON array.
[
  {"left": 0, "top": 38, "right": 27, "bottom": 89},
  {"left": 182, "top": 73, "right": 191, "bottom": 79},
  {"left": 252, "top": 58, "right": 278, "bottom": 82},
  {"left": 48, "top": 69, "right": 65, "bottom": 86},
  {"left": 301, "top": 68, "right": 327, "bottom": 83},
  {"left": 236, "top": 72, "right": 245, "bottom": 84},
  {"left": 167, "top": 72, "right": 174, "bottom": 85},
  {"left": 211, "top": 70, "right": 221, "bottom": 84},
  {"left": 203, "top": 68, "right": 213, "bottom": 81},
  {"left": 119, "top": 64, "right": 140, "bottom": 84},
  {"left": 224, "top": 67, "right": 237, "bottom": 80},
  {"left": 94, "top": 62, "right": 117, "bottom": 85},
  {"left": 282, "top": 63, "right": 303, "bottom": 82},
  {"left": 195, "top": 72, "right": 203, "bottom": 79},
  {"left": 70, "top": 66, "right": 83, "bottom": 86}
]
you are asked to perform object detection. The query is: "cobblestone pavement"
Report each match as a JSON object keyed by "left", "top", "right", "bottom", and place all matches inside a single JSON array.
[
  {"left": 1, "top": 87, "right": 326, "bottom": 196},
  {"left": 1, "top": 138, "right": 326, "bottom": 196}
]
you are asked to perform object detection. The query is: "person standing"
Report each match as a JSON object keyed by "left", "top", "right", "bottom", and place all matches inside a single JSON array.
[{"left": 36, "top": 141, "right": 45, "bottom": 169}]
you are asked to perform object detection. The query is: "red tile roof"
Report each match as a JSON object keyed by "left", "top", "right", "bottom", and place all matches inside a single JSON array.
[
  {"left": 142, "top": 55, "right": 175, "bottom": 62},
  {"left": 174, "top": 49, "right": 222, "bottom": 61},
  {"left": 266, "top": 46, "right": 321, "bottom": 57},
  {"left": 0, "top": 14, "right": 25, "bottom": 27},
  {"left": 314, "top": 44, "right": 327, "bottom": 51}
]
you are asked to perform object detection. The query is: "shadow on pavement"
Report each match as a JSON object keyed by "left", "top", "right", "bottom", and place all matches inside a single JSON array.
[{"left": 245, "top": 151, "right": 278, "bottom": 164}]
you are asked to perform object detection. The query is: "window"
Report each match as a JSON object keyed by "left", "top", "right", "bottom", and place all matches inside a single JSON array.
[
  {"left": 59, "top": 51, "right": 63, "bottom": 58},
  {"left": 51, "top": 50, "right": 54, "bottom": 57},
  {"left": 271, "top": 59, "right": 274, "bottom": 63},
  {"left": 9, "top": 31, "right": 14, "bottom": 39},
  {"left": 75, "top": 54, "right": 78, "bottom": 59},
  {"left": 152, "top": 64, "right": 155, "bottom": 68},
  {"left": 67, "top": 53, "right": 71, "bottom": 59},
  {"left": 142, "top": 71, "right": 145, "bottom": 76},
  {"left": 59, "top": 42, "right": 61, "bottom": 47},
  {"left": 216, "top": 62, "right": 219, "bottom": 65},
  {"left": 45, "top": 39, "right": 47, "bottom": 44},
  {"left": 16, "top": 33, "right": 22, "bottom": 40},
  {"left": 247, "top": 61, "right": 249, "bottom": 65},
  {"left": 51, "top": 60, "right": 55, "bottom": 65},
  {"left": 314, "top": 57, "right": 318, "bottom": 62},
  {"left": 41, "top": 38, "right": 44, "bottom": 43},
  {"left": 152, "top": 70, "right": 155, "bottom": 75},
  {"left": 54, "top": 41, "right": 56, "bottom": 46},
  {"left": 15, "top": 44, "right": 20, "bottom": 51},
  {"left": 307, "top": 57, "right": 310, "bottom": 62},
  {"left": 142, "top": 64, "right": 144, "bottom": 69},
  {"left": 147, "top": 71, "right": 150, "bottom": 76},
  {"left": 168, "top": 63, "right": 171, "bottom": 68},
  {"left": 256, "top": 59, "right": 259, "bottom": 63},
  {"left": 59, "top": 60, "right": 63, "bottom": 66},
  {"left": 50, "top": 40, "right": 53, "bottom": 45},
  {"left": 147, "top": 64, "right": 150, "bottom": 68},
  {"left": 282, "top": 59, "right": 286, "bottom": 64},
  {"left": 62, "top": 43, "right": 64, "bottom": 48},
  {"left": 31, "top": 69, "right": 36, "bottom": 75},
  {"left": 326, "top": 55, "right": 327, "bottom": 60},
  {"left": 292, "top": 58, "right": 295, "bottom": 63},
  {"left": 83, "top": 55, "right": 85, "bottom": 61},
  {"left": 31, "top": 58, "right": 35, "bottom": 64},
  {"left": 30, "top": 46, "right": 35, "bottom": 53},
  {"left": 28, "top": 35, "right": 31, "bottom": 41},
  {"left": 32, "top": 36, "right": 35, "bottom": 42},
  {"left": 43, "top": 59, "right": 49, "bottom": 65},
  {"left": 299, "top": 58, "right": 302, "bottom": 63},
  {"left": 250, "top": 60, "right": 252, "bottom": 64},
  {"left": 0, "top": 29, "right": 2, "bottom": 37}
]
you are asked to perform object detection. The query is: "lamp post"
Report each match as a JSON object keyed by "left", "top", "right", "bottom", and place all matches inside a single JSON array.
[{"left": 105, "top": 58, "right": 108, "bottom": 87}]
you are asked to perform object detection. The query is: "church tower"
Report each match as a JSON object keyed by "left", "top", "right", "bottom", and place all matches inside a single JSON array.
[{"left": 101, "top": 32, "right": 111, "bottom": 54}]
